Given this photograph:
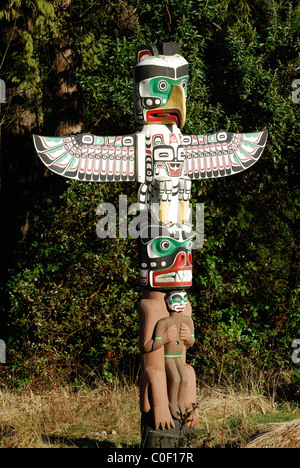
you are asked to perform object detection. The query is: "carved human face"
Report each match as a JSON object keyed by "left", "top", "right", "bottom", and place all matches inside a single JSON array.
[{"left": 165, "top": 291, "right": 188, "bottom": 312}]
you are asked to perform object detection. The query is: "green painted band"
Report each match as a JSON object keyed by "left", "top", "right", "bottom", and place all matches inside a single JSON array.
[{"left": 164, "top": 354, "right": 182, "bottom": 359}]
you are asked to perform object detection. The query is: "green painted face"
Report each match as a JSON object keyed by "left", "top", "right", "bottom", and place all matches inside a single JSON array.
[
  {"left": 148, "top": 77, "right": 188, "bottom": 104},
  {"left": 151, "top": 237, "right": 192, "bottom": 258},
  {"left": 171, "top": 294, "right": 188, "bottom": 305},
  {"left": 165, "top": 291, "right": 188, "bottom": 312}
]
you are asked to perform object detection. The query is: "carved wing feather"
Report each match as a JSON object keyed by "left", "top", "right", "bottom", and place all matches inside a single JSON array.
[
  {"left": 182, "top": 129, "right": 268, "bottom": 180},
  {"left": 33, "top": 133, "right": 136, "bottom": 182}
]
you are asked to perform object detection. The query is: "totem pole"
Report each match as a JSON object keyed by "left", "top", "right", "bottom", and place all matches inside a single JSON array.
[{"left": 33, "top": 42, "right": 268, "bottom": 447}]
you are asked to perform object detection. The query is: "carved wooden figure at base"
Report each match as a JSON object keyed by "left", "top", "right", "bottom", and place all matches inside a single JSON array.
[
  {"left": 147, "top": 291, "right": 195, "bottom": 420},
  {"left": 139, "top": 289, "right": 198, "bottom": 432}
]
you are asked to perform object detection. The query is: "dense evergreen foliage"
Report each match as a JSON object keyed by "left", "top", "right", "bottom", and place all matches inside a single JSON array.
[{"left": 0, "top": 0, "right": 299, "bottom": 390}]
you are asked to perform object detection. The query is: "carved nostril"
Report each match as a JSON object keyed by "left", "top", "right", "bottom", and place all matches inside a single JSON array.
[{"left": 174, "top": 252, "right": 186, "bottom": 267}]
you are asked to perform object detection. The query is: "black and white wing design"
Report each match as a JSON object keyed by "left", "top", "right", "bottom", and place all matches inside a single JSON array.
[
  {"left": 182, "top": 130, "right": 268, "bottom": 180},
  {"left": 33, "top": 133, "right": 136, "bottom": 182}
]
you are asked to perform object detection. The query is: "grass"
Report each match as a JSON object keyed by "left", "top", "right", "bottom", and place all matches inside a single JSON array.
[
  {"left": 195, "top": 382, "right": 300, "bottom": 448},
  {"left": 0, "top": 379, "right": 141, "bottom": 448},
  {"left": 246, "top": 419, "right": 300, "bottom": 448},
  {"left": 0, "top": 374, "right": 299, "bottom": 448}
]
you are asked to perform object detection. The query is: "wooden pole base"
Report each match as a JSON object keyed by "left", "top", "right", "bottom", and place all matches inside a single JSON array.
[{"left": 141, "top": 411, "right": 195, "bottom": 448}]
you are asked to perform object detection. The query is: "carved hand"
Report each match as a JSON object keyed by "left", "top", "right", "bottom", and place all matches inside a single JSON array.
[
  {"left": 153, "top": 405, "right": 175, "bottom": 430},
  {"left": 165, "top": 324, "right": 178, "bottom": 344},
  {"left": 179, "top": 323, "right": 191, "bottom": 340}
]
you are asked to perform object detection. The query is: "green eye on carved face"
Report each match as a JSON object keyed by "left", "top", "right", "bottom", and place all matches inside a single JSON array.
[
  {"left": 172, "top": 294, "right": 188, "bottom": 304},
  {"left": 148, "top": 77, "right": 189, "bottom": 103},
  {"left": 181, "top": 79, "right": 188, "bottom": 91},
  {"left": 153, "top": 238, "right": 176, "bottom": 256},
  {"left": 158, "top": 80, "right": 169, "bottom": 91},
  {"left": 151, "top": 237, "right": 192, "bottom": 257},
  {"left": 149, "top": 78, "right": 172, "bottom": 102},
  {"left": 160, "top": 240, "right": 171, "bottom": 250}
]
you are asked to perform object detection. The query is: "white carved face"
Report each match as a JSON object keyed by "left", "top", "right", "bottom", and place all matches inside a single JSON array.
[{"left": 165, "top": 291, "right": 188, "bottom": 312}]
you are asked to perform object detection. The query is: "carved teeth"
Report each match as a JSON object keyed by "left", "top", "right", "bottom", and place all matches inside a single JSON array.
[
  {"left": 155, "top": 270, "right": 192, "bottom": 283},
  {"left": 156, "top": 273, "right": 175, "bottom": 283}
]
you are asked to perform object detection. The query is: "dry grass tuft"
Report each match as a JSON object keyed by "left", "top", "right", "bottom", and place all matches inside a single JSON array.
[
  {"left": 197, "top": 381, "right": 274, "bottom": 418},
  {"left": 246, "top": 419, "right": 300, "bottom": 448},
  {"left": 0, "top": 381, "right": 140, "bottom": 448},
  {"left": 194, "top": 380, "right": 276, "bottom": 448}
]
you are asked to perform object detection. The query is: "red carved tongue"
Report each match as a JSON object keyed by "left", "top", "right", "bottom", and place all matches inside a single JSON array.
[
  {"left": 156, "top": 113, "right": 179, "bottom": 126},
  {"left": 146, "top": 109, "right": 181, "bottom": 127}
]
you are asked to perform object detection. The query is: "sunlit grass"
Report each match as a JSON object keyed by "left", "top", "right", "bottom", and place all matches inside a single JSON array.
[{"left": 0, "top": 376, "right": 299, "bottom": 448}]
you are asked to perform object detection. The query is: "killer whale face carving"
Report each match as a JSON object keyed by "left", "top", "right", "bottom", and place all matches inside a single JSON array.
[{"left": 138, "top": 221, "right": 193, "bottom": 290}]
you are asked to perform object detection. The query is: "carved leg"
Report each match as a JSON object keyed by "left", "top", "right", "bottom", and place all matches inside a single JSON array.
[
  {"left": 142, "top": 366, "right": 175, "bottom": 430},
  {"left": 155, "top": 176, "right": 172, "bottom": 224},
  {"left": 178, "top": 177, "right": 192, "bottom": 229},
  {"left": 183, "top": 364, "right": 199, "bottom": 427},
  {"left": 165, "top": 359, "right": 181, "bottom": 419},
  {"left": 176, "top": 360, "right": 189, "bottom": 417}
]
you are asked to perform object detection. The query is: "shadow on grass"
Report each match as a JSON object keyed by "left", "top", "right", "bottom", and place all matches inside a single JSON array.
[{"left": 42, "top": 434, "right": 140, "bottom": 448}]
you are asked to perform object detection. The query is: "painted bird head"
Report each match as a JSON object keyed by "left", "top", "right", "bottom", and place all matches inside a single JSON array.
[{"left": 134, "top": 42, "right": 189, "bottom": 129}]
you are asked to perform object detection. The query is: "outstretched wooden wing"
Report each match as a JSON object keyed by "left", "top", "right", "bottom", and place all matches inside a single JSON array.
[
  {"left": 181, "top": 129, "right": 268, "bottom": 180},
  {"left": 33, "top": 133, "right": 136, "bottom": 182}
]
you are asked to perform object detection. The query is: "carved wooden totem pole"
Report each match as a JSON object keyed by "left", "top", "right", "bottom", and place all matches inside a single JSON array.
[{"left": 33, "top": 42, "right": 268, "bottom": 447}]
